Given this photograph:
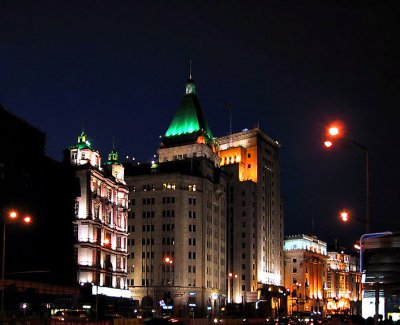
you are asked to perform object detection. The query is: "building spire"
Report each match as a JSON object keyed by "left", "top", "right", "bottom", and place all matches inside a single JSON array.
[
  {"left": 226, "top": 100, "right": 233, "bottom": 147},
  {"left": 186, "top": 61, "right": 196, "bottom": 95}
]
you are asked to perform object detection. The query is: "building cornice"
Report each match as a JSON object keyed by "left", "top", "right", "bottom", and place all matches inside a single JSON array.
[{"left": 217, "top": 128, "right": 281, "bottom": 149}]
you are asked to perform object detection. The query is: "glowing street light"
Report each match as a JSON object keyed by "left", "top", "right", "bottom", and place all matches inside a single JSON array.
[
  {"left": 1, "top": 209, "right": 32, "bottom": 316},
  {"left": 323, "top": 121, "right": 370, "bottom": 233},
  {"left": 228, "top": 272, "right": 238, "bottom": 303},
  {"left": 23, "top": 216, "right": 32, "bottom": 224},
  {"left": 9, "top": 211, "right": 17, "bottom": 220},
  {"left": 340, "top": 211, "right": 349, "bottom": 222},
  {"left": 328, "top": 126, "right": 340, "bottom": 136},
  {"left": 324, "top": 140, "right": 333, "bottom": 148}
]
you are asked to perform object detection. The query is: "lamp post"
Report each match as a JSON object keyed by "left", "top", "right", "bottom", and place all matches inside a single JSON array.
[
  {"left": 324, "top": 123, "right": 370, "bottom": 233},
  {"left": 290, "top": 283, "right": 301, "bottom": 315},
  {"left": 1, "top": 210, "right": 32, "bottom": 317},
  {"left": 339, "top": 209, "right": 368, "bottom": 226},
  {"left": 164, "top": 256, "right": 173, "bottom": 286},
  {"left": 156, "top": 256, "right": 173, "bottom": 316},
  {"left": 228, "top": 273, "right": 238, "bottom": 303}
]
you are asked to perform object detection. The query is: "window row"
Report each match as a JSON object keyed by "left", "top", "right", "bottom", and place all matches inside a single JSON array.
[
  {"left": 143, "top": 198, "right": 155, "bottom": 205},
  {"left": 162, "top": 224, "right": 175, "bottom": 231},
  {"left": 162, "top": 238, "right": 175, "bottom": 245},
  {"left": 143, "top": 211, "right": 155, "bottom": 218},
  {"left": 142, "top": 225, "right": 155, "bottom": 232}
]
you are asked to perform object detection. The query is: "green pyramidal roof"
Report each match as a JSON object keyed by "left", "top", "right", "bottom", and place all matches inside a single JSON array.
[{"left": 165, "top": 78, "right": 214, "bottom": 142}]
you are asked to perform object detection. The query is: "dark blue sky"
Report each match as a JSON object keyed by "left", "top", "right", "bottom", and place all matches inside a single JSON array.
[{"left": 1, "top": 1, "right": 399, "bottom": 248}]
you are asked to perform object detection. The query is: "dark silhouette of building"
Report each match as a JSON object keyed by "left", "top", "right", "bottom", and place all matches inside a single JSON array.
[{"left": 0, "top": 105, "right": 78, "bottom": 313}]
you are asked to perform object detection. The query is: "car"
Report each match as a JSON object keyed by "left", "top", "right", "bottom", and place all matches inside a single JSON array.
[{"left": 52, "top": 309, "right": 89, "bottom": 321}]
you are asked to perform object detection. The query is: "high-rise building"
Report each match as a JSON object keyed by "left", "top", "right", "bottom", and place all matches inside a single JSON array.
[
  {"left": 68, "top": 132, "right": 130, "bottom": 298},
  {"left": 284, "top": 235, "right": 328, "bottom": 315},
  {"left": 216, "top": 128, "right": 284, "bottom": 303},
  {"left": 125, "top": 76, "right": 226, "bottom": 317}
]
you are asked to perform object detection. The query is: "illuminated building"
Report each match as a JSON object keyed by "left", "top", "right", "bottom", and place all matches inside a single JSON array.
[
  {"left": 68, "top": 132, "right": 130, "bottom": 298},
  {"left": 284, "top": 235, "right": 328, "bottom": 315},
  {"left": 326, "top": 250, "right": 361, "bottom": 315},
  {"left": 216, "top": 128, "right": 284, "bottom": 303},
  {"left": 361, "top": 232, "right": 400, "bottom": 321},
  {"left": 125, "top": 75, "right": 226, "bottom": 317}
]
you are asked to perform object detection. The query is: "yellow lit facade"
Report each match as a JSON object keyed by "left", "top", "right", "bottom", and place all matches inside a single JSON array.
[
  {"left": 219, "top": 146, "right": 258, "bottom": 183},
  {"left": 284, "top": 235, "right": 328, "bottom": 315},
  {"left": 217, "top": 128, "right": 283, "bottom": 304},
  {"left": 326, "top": 251, "right": 361, "bottom": 315}
]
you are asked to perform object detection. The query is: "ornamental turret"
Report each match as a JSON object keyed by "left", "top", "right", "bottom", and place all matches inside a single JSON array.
[
  {"left": 104, "top": 148, "right": 125, "bottom": 184},
  {"left": 69, "top": 131, "right": 102, "bottom": 169}
]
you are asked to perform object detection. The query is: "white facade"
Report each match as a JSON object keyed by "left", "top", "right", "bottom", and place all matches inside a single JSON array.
[
  {"left": 125, "top": 158, "right": 226, "bottom": 316},
  {"left": 69, "top": 132, "right": 130, "bottom": 298}
]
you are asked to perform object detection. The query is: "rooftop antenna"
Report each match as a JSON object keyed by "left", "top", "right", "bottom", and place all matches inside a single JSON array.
[
  {"left": 226, "top": 100, "right": 233, "bottom": 147},
  {"left": 112, "top": 136, "right": 115, "bottom": 150},
  {"left": 189, "top": 59, "right": 192, "bottom": 79}
]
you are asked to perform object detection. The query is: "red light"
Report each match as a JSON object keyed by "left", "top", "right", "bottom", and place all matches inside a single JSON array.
[{"left": 324, "top": 140, "right": 333, "bottom": 148}]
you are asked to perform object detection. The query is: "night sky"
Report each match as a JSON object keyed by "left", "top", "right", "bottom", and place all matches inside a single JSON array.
[{"left": 1, "top": 1, "right": 399, "bottom": 249}]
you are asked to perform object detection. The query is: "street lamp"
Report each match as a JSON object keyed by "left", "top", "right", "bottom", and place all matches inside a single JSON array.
[
  {"left": 340, "top": 210, "right": 349, "bottom": 222},
  {"left": 156, "top": 257, "right": 173, "bottom": 316},
  {"left": 324, "top": 122, "right": 370, "bottom": 233},
  {"left": 1, "top": 209, "right": 32, "bottom": 317},
  {"left": 228, "top": 273, "right": 238, "bottom": 303},
  {"left": 339, "top": 209, "right": 368, "bottom": 226},
  {"left": 163, "top": 256, "right": 173, "bottom": 285},
  {"left": 290, "top": 283, "right": 301, "bottom": 315}
]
